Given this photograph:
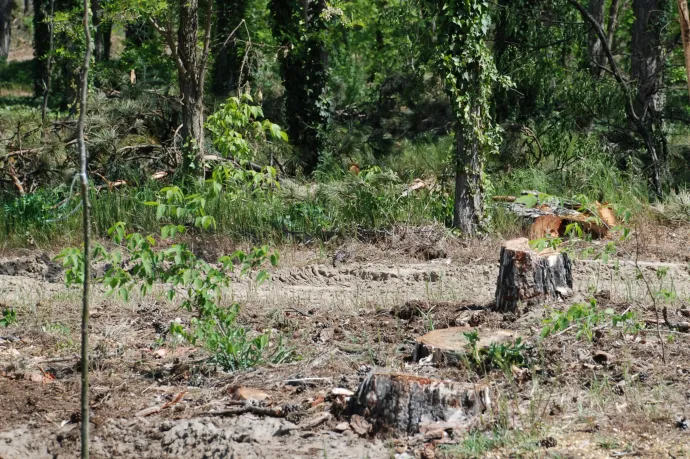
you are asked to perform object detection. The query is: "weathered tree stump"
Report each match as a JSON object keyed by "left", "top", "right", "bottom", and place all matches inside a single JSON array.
[
  {"left": 351, "top": 371, "right": 490, "bottom": 435},
  {"left": 494, "top": 238, "right": 572, "bottom": 314},
  {"left": 412, "top": 327, "right": 522, "bottom": 364}
]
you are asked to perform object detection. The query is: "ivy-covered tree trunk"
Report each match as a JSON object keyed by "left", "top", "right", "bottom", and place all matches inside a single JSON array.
[
  {"left": 270, "top": 0, "right": 329, "bottom": 175},
  {"left": 0, "top": 0, "right": 14, "bottom": 60},
  {"left": 452, "top": 117, "right": 483, "bottom": 233},
  {"left": 424, "top": 0, "right": 504, "bottom": 235},
  {"left": 212, "top": 0, "right": 248, "bottom": 97},
  {"left": 631, "top": 0, "right": 669, "bottom": 195}
]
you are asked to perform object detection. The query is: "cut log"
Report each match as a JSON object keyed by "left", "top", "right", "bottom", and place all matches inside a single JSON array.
[
  {"left": 412, "top": 327, "right": 522, "bottom": 364},
  {"left": 494, "top": 238, "right": 573, "bottom": 314},
  {"left": 351, "top": 371, "right": 490, "bottom": 436},
  {"left": 528, "top": 215, "right": 563, "bottom": 239},
  {"left": 494, "top": 192, "right": 615, "bottom": 239}
]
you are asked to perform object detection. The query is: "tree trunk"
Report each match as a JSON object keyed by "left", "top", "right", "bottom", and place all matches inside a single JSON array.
[
  {"left": 676, "top": 0, "right": 690, "bottom": 103},
  {"left": 33, "top": 0, "right": 51, "bottom": 96},
  {"left": 0, "top": 0, "right": 13, "bottom": 61},
  {"left": 91, "top": 0, "right": 110, "bottom": 61},
  {"left": 606, "top": 0, "right": 622, "bottom": 50},
  {"left": 178, "top": 0, "right": 205, "bottom": 170},
  {"left": 452, "top": 120, "right": 483, "bottom": 235},
  {"left": 494, "top": 238, "right": 573, "bottom": 315},
  {"left": 212, "top": 0, "right": 248, "bottom": 97},
  {"left": 270, "top": 0, "right": 329, "bottom": 175},
  {"left": 76, "top": 0, "right": 92, "bottom": 455},
  {"left": 587, "top": 0, "right": 606, "bottom": 78},
  {"left": 631, "top": 0, "right": 669, "bottom": 195},
  {"left": 350, "top": 371, "right": 491, "bottom": 436}
]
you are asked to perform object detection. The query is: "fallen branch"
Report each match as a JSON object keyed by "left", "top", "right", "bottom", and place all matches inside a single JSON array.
[{"left": 208, "top": 405, "right": 285, "bottom": 417}]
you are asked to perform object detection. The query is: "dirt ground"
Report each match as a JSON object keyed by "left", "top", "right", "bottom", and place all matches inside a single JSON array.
[{"left": 1, "top": 229, "right": 690, "bottom": 458}]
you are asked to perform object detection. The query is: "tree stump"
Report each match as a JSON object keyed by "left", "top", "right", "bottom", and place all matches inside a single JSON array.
[
  {"left": 351, "top": 371, "right": 490, "bottom": 436},
  {"left": 412, "top": 327, "right": 522, "bottom": 364},
  {"left": 494, "top": 238, "right": 572, "bottom": 314}
]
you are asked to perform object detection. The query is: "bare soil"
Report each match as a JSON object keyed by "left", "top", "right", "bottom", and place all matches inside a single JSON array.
[{"left": 1, "top": 231, "right": 690, "bottom": 458}]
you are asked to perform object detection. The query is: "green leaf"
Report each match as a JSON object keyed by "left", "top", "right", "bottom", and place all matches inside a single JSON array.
[
  {"left": 156, "top": 204, "right": 166, "bottom": 220},
  {"left": 256, "top": 270, "right": 268, "bottom": 285},
  {"left": 515, "top": 194, "right": 538, "bottom": 208}
]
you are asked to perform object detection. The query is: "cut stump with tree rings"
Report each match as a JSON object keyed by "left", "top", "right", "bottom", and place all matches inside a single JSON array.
[
  {"left": 412, "top": 327, "right": 522, "bottom": 364},
  {"left": 351, "top": 370, "right": 491, "bottom": 436},
  {"left": 494, "top": 237, "right": 572, "bottom": 315}
]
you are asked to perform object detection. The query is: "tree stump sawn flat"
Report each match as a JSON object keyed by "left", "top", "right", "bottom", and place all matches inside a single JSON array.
[
  {"left": 412, "top": 327, "right": 522, "bottom": 364},
  {"left": 494, "top": 238, "right": 573, "bottom": 314},
  {"left": 351, "top": 370, "right": 491, "bottom": 435}
]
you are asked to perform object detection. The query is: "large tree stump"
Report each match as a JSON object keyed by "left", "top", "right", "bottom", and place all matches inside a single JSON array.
[
  {"left": 351, "top": 371, "right": 490, "bottom": 435},
  {"left": 494, "top": 238, "right": 572, "bottom": 314},
  {"left": 412, "top": 327, "right": 522, "bottom": 364}
]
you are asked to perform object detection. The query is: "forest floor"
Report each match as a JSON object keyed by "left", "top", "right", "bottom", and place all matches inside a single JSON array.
[{"left": 1, "top": 226, "right": 690, "bottom": 458}]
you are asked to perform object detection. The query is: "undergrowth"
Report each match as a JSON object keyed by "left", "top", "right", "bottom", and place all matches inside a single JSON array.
[{"left": 1, "top": 149, "right": 668, "bottom": 248}]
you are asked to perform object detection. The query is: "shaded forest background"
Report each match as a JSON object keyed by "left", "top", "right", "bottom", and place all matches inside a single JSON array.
[{"left": 1, "top": 0, "right": 690, "bottom": 246}]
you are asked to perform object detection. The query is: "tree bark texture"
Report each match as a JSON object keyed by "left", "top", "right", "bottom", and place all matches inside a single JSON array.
[
  {"left": 0, "top": 0, "right": 14, "bottom": 60},
  {"left": 494, "top": 238, "right": 573, "bottom": 314},
  {"left": 676, "top": 0, "right": 690, "bottom": 103},
  {"left": 351, "top": 371, "right": 491, "bottom": 435},
  {"left": 91, "top": 0, "right": 111, "bottom": 61},
  {"left": 33, "top": 0, "right": 50, "bottom": 96},
  {"left": 270, "top": 0, "right": 329, "bottom": 175},
  {"left": 178, "top": 0, "right": 205, "bottom": 170},
  {"left": 587, "top": 0, "right": 606, "bottom": 78},
  {"left": 452, "top": 115, "right": 483, "bottom": 235},
  {"left": 632, "top": 0, "right": 670, "bottom": 195},
  {"left": 212, "top": 0, "right": 248, "bottom": 97}
]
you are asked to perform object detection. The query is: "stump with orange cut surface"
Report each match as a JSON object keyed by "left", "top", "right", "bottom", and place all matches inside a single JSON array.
[{"left": 493, "top": 237, "right": 573, "bottom": 314}]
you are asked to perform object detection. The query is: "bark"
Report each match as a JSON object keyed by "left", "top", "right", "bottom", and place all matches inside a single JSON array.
[
  {"left": 676, "top": 0, "right": 690, "bottom": 103},
  {"left": 494, "top": 238, "right": 573, "bottom": 315},
  {"left": 212, "top": 0, "right": 248, "bottom": 97},
  {"left": 178, "top": 0, "right": 205, "bottom": 170},
  {"left": 33, "top": 0, "right": 51, "bottom": 96},
  {"left": 350, "top": 371, "right": 491, "bottom": 435},
  {"left": 413, "top": 327, "right": 522, "bottom": 365},
  {"left": 606, "top": 0, "right": 622, "bottom": 49},
  {"left": 91, "top": 0, "right": 111, "bottom": 61},
  {"left": 631, "top": 0, "right": 669, "bottom": 195},
  {"left": 587, "top": 0, "right": 606, "bottom": 78},
  {"left": 270, "top": 0, "right": 329, "bottom": 175},
  {"left": 0, "top": 0, "right": 13, "bottom": 60},
  {"left": 452, "top": 119, "right": 483, "bottom": 235},
  {"left": 77, "top": 0, "right": 92, "bottom": 456}
]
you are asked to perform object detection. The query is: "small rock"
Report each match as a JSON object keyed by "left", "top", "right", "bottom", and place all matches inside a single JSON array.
[
  {"left": 334, "top": 422, "right": 350, "bottom": 432},
  {"left": 233, "top": 387, "right": 270, "bottom": 402}
]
